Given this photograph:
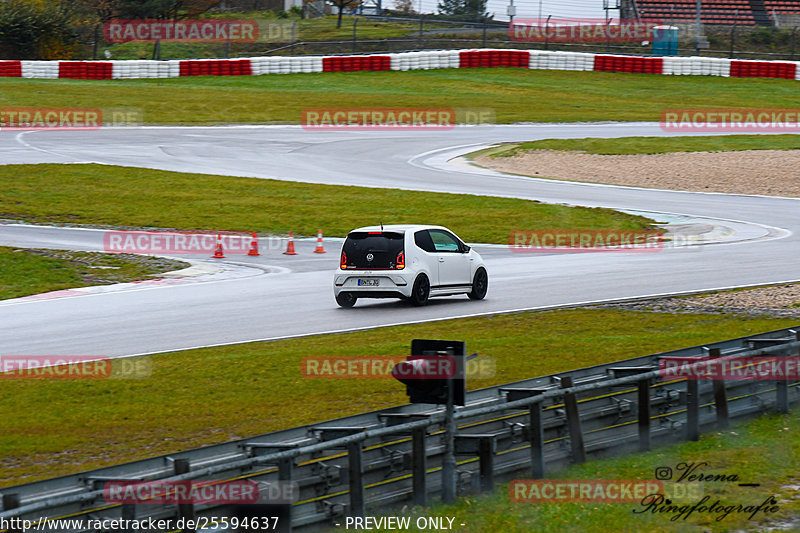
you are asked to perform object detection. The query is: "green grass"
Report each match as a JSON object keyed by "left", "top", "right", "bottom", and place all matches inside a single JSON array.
[
  {"left": 0, "top": 164, "right": 654, "bottom": 241},
  {"left": 0, "top": 247, "right": 186, "bottom": 300},
  {"left": 400, "top": 410, "right": 800, "bottom": 532},
  {"left": 2, "top": 69, "right": 799, "bottom": 125},
  {"left": 0, "top": 309, "right": 796, "bottom": 485},
  {"left": 0, "top": 248, "right": 84, "bottom": 299},
  {"left": 105, "top": 15, "right": 441, "bottom": 60},
  {"left": 487, "top": 134, "right": 800, "bottom": 157}
]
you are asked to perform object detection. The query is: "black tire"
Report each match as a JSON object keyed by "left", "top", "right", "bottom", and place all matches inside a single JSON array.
[
  {"left": 336, "top": 292, "right": 357, "bottom": 308},
  {"left": 409, "top": 274, "right": 430, "bottom": 306},
  {"left": 467, "top": 268, "right": 488, "bottom": 300}
]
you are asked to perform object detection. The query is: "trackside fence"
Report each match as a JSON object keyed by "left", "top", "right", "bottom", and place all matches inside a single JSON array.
[{"left": 1, "top": 327, "right": 798, "bottom": 531}]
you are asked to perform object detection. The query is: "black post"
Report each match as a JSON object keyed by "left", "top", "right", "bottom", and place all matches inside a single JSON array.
[
  {"left": 638, "top": 379, "right": 651, "bottom": 451},
  {"left": 2, "top": 494, "right": 21, "bottom": 533},
  {"left": 685, "top": 378, "right": 700, "bottom": 441},
  {"left": 121, "top": 503, "right": 136, "bottom": 533},
  {"left": 707, "top": 348, "right": 729, "bottom": 429},
  {"left": 478, "top": 436, "right": 494, "bottom": 492},
  {"left": 2, "top": 493, "right": 20, "bottom": 510},
  {"left": 347, "top": 442, "right": 365, "bottom": 517},
  {"left": 441, "top": 380, "right": 457, "bottom": 504},
  {"left": 278, "top": 458, "right": 294, "bottom": 532},
  {"left": 412, "top": 427, "right": 427, "bottom": 506},
  {"left": 174, "top": 459, "right": 195, "bottom": 533},
  {"left": 503, "top": 388, "right": 547, "bottom": 478},
  {"left": 544, "top": 15, "right": 551, "bottom": 50},
  {"left": 529, "top": 400, "right": 545, "bottom": 478},
  {"left": 561, "top": 376, "right": 586, "bottom": 463}
]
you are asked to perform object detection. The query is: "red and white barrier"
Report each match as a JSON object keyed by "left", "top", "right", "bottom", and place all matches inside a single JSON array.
[
  {"left": 0, "top": 60, "right": 22, "bottom": 77},
  {"left": 1, "top": 49, "right": 799, "bottom": 82}
]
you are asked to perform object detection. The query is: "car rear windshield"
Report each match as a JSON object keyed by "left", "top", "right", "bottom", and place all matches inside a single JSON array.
[{"left": 342, "top": 231, "right": 404, "bottom": 269}]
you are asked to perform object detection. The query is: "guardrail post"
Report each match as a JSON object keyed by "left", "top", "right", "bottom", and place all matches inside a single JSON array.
[
  {"left": 685, "top": 377, "right": 700, "bottom": 442},
  {"left": 638, "top": 379, "right": 651, "bottom": 452},
  {"left": 503, "top": 388, "right": 547, "bottom": 478},
  {"left": 609, "top": 367, "right": 654, "bottom": 452},
  {"left": 380, "top": 413, "right": 430, "bottom": 507},
  {"left": 174, "top": 458, "right": 195, "bottom": 533},
  {"left": 121, "top": 502, "right": 136, "bottom": 532},
  {"left": 477, "top": 436, "right": 494, "bottom": 492},
  {"left": 560, "top": 376, "right": 586, "bottom": 463},
  {"left": 278, "top": 458, "right": 293, "bottom": 481},
  {"left": 776, "top": 330, "right": 799, "bottom": 413},
  {"left": 706, "top": 347, "right": 729, "bottom": 428},
  {"left": 412, "top": 427, "right": 428, "bottom": 506},
  {"left": 454, "top": 435, "right": 496, "bottom": 493},
  {"left": 346, "top": 442, "right": 365, "bottom": 518},
  {"left": 278, "top": 458, "right": 294, "bottom": 533},
  {"left": 529, "top": 397, "right": 545, "bottom": 478},
  {"left": 2, "top": 494, "right": 22, "bottom": 533}
]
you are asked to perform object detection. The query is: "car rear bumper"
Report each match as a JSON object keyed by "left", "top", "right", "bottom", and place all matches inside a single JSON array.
[{"left": 333, "top": 271, "right": 412, "bottom": 298}]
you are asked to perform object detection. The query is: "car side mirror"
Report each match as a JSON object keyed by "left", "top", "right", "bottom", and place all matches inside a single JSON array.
[{"left": 462, "top": 245, "right": 470, "bottom": 253}]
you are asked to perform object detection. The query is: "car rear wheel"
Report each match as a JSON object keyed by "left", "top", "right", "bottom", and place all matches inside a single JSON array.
[
  {"left": 336, "top": 292, "right": 357, "bottom": 308},
  {"left": 409, "top": 274, "right": 430, "bottom": 306},
  {"left": 468, "top": 268, "right": 488, "bottom": 300}
]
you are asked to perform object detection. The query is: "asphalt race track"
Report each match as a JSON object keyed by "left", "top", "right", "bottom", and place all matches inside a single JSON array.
[{"left": 0, "top": 123, "right": 798, "bottom": 357}]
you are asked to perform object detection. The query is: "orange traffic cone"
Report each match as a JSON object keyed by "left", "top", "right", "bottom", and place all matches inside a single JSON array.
[
  {"left": 314, "top": 229, "right": 326, "bottom": 254},
  {"left": 283, "top": 232, "right": 298, "bottom": 255},
  {"left": 212, "top": 234, "right": 226, "bottom": 258},
  {"left": 247, "top": 232, "right": 260, "bottom": 256}
]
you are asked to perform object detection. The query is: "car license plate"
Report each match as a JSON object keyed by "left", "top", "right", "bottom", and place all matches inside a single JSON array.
[{"left": 358, "top": 278, "right": 379, "bottom": 286}]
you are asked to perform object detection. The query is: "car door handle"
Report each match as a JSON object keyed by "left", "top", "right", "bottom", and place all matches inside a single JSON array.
[{"left": 438, "top": 257, "right": 445, "bottom": 262}]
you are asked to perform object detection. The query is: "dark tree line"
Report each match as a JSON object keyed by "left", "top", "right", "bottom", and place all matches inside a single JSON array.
[
  {"left": 0, "top": 0, "right": 222, "bottom": 59},
  {"left": 437, "top": 0, "right": 488, "bottom": 21}
]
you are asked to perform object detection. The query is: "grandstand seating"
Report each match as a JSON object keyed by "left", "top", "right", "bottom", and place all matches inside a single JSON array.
[{"left": 634, "top": 0, "right": 794, "bottom": 26}]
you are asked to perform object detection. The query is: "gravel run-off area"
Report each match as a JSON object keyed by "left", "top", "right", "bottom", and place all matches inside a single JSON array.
[
  {"left": 475, "top": 149, "right": 800, "bottom": 198},
  {"left": 474, "top": 148, "right": 800, "bottom": 317}
]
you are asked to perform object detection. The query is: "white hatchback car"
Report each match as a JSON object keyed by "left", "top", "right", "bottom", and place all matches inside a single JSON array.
[{"left": 333, "top": 224, "right": 488, "bottom": 307}]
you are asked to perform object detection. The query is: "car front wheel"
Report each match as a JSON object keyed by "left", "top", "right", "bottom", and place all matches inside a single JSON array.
[
  {"left": 467, "top": 268, "right": 488, "bottom": 300},
  {"left": 336, "top": 292, "right": 357, "bottom": 308},
  {"left": 409, "top": 274, "right": 430, "bottom": 306}
]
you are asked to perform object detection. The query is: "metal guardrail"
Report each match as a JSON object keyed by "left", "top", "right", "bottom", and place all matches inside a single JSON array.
[{"left": 1, "top": 326, "right": 799, "bottom": 532}]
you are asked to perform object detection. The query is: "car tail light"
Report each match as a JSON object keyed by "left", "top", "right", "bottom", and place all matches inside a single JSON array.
[
  {"left": 340, "top": 252, "right": 347, "bottom": 269},
  {"left": 395, "top": 251, "right": 405, "bottom": 269}
]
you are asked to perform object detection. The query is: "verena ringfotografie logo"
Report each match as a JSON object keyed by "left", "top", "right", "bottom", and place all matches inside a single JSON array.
[
  {"left": 301, "top": 354, "right": 496, "bottom": 379},
  {"left": 509, "top": 229, "right": 663, "bottom": 253},
  {"left": 660, "top": 355, "right": 800, "bottom": 380},
  {"left": 510, "top": 18, "right": 659, "bottom": 42},
  {"left": 103, "top": 480, "right": 297, "bottom": 504},
  {"left": 104, "top": 230, "right": 258, "bottom": 254},
  {"left": 104, "top": 20, "right": 258, "bottom": 43},
  {"left": 300, "top": 108, "right": 495, "bottom": 130},
  {"left": 661, "top": 109, "right": 800, "bottom": 132},
  {"left": 0, "top": 356, "right": 150, "bottom": 379}
]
